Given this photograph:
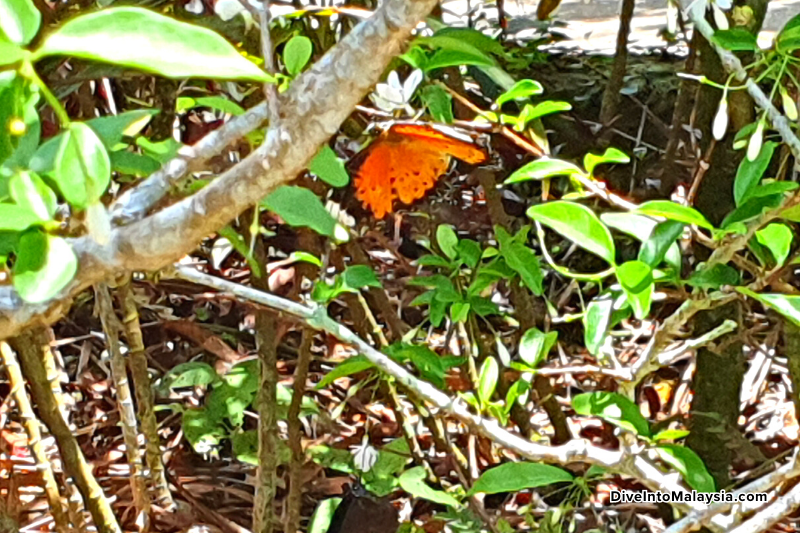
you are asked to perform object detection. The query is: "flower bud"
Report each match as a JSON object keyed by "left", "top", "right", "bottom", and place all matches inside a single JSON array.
[
  {"left": 713, "top": 96, "right": 728, "bottom": 140},
  {"left": 780, "top": 85, "right": 798, "bottom": 121},
  {"left": 747, "top": 120, "right": 764, "bottom": 162}
]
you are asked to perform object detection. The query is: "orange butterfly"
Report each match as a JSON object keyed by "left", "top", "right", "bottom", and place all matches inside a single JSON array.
[{"left": 354, "top": 124, "right": 487, "bottom": 219}]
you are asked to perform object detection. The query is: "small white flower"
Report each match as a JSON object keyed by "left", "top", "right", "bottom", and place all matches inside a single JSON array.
[
  {"left": 352, "top": 437, "right": 379, "bottom": 473},
  {"left": 371, "top": 69, "right": 423, "bottom": 113}
]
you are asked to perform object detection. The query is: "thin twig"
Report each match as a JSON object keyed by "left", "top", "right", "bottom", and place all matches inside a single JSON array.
[
  {"left": 96, "top": 284, "right": 151, "bottom": 530},
  {"left": 0, "top": 341, "right": 71, "bottom": 533}
]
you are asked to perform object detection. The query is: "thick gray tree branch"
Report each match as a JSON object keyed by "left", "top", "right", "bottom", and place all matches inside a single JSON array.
[{"left": 0, "top": 0, "right": 435, "bottom": 341}]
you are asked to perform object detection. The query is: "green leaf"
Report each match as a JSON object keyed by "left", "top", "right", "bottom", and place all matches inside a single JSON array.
[
  {"left": 616, "top": 260, "right": 653, "bottom": 319},
  {"left": 687, "top": 263, "right": 739, "bottom": 290},
  {"left": 35, "top": 7, "right": 269, "bottom": 81},
  {"left": 478, "top": 356, "right": 499, "bottom": 406},
  {"left": 12, "top": 231, "right": 77, "bottom": 303},
  {"left": 519, "top": 327, "right": 557, "bottom": 368},
  {"left": 572, "top": 391, "right": 650, "bottom": 437},
  {"left": 639, "top": 220, "right": 684, "bottom": 269},
  {"left": 176, "top": 96, "right": 244, "bottom": 116},
  {"left": 725, "top": 192, "right": 784, "bottom": 228},
  {"left": 422, "top": 48, "right": 495, "bottom": 71},
  {"left": 0, "top": 0, "right": 40, "bottom": 45},
  {"left": 316, "top": 355, "right": 374, "bottom": 389},
  {"left": 262, "top": 185, "right": 342, "bottom": 239},
  {"left": 456, "top": 239, "right": 482, "bottom": 269},
  {"left": 52, "top": 122, "right": 110, "bottom": 209},
  {"left": 182, "top": 407, "right": 225, "bottom": 453},
  {"left": 734, "top": 141, "right": 776, "bottom": 206},
  {"left": 712, "top": 28, "right": 759, "bottom": 51},
  {"left": 505, "top": 157, "right": 582, "bottom": 184},
  {"left": 656, "top": 444, "right": 715, "bottom": 492},
  {"left": 110, "top": 151, "right": 160, "bottom": 177},
  {"left": 495, "top": 226, "right": 543, "bottom": 296},
  {"left": 469, "top": 462, "right": 573, "bottom": 495},
  {"left": 755, "top": 223, "right": 792, "bottom": 266},
  {"left": 283, "top": 35, "right": 312, "bottom": 76},
  {"left": 602, "top": 213, "right": 681, "bottom": 271},
  {"left": 652, "top": 429, "right": 690, "bottom": 442},
  {"left": 308, "top": 498, "right": 342, "bottom": 533},
  {"left": 308, "top": 145, "right": 349, "bottom": 187},
  {"left": 0, "top": 38, "right": 24, "bottom": 66},
  {"left": 156, "top": 361, "right": 218, "bottom": 395},
  {"left": 584, "top": 294, "right": 613, "bottom": 356},
  {"left": 527, "top": 201, "right": 615, "bottom": 264},
  {"left": 231, "top": 430, "right": 259, "bottom": 465},
  {"left": 522, "top": 101, "right": 571, "bottom": 123},
  {"left": 636, "top": 200, "right": 714, "bottom": 230},
  {"left": 342, "top": 265, "right": 382, "bottom": 291},
  {"left": 437, "top": 224, "right": 459, "bottom": 260},
  {"left": 398, "top": 467, "right": 460, "bottom": 507},
  {"left": 9, "top": 171, "right": 56, "bottom": 222},
  {"left": 416, "top": 254, "right": 453, "bottom": 268},
  {"left": 737, "top": 287, "right": 800, "bottom": 327},
  {"left": 0, "top": 203, "right": 43, "bottom": 231},
  {"left": 583, "top": 148, "right": 630, "bottom": 175},
  {"left": 777, "top": 15, "right": 800, "bottom": 54},
  {"left": 420, "top": 84, "right": 453, "bottom": 123},
  {"left": 496, "top": 79, "right": 544, "bottom": 107},
  {"left": 432, "top": 27, "right": 506, "bottom": 55},
  {"left": 88, "top": 110, "right": 159, "bottom": 148}
]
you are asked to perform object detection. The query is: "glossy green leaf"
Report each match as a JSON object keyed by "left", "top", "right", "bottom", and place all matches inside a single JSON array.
[
  {"left": 777, "top": 15, "right": 800, "bottom": 53},
  {"left": 495, "top": 226, "right": 543, "bottom": 296},
  {"left": 420, "top": 84, "right": 453, "bottom": 123},
  {"left": 399, "top": 467, "right": 460, "bottom": 507},
  {"left": 636, "top": 200, "right": 714, "bottom": 230},
  {"left": 0, "top": 0, "right": 40, "bottom": 45},
  {"left": 0, "top": 203, "right": 41, "bottom": 230},
  {"left": 52, "top": 122, "right": 110, "bottom": 209},
  {"left": 422, "top": 48, "right": 495, "bottom": 71},
  {"left": 712, "top": 28, "right": 758, "bottom": 51},
  {"left": 602, "top": 213, "right": 682, "bottom": 271},
  {"left": 437, "top": 224, "right": 459, "bottom": 260},
  {"left": 308, "top": 498, "right": 342, "bottom": 533},
  {"left": 176, "top": 96, "right": 245, "bottom": 116},
  {"left": 616, "top": 260, "right": 653, "bottom": 319},
  {"left": 456, "top": 239, "right": 481, "bottom": 269},
  {"left": 156, "top": 361, "right": 219, "bottom": 395},
  {"left": 9, "top": 171, "right": 55, "bottom": 222},
  {"left": 478, "top": 356, "right": 499, "bottom": 406},
  {"left": 0, "top": 39, "right": 24, "bottom": 66},
  {"left": 519, "top": 327, "right": 557, "bottom": 368},
  {"left": 585, "top": 294, "right": 613, "bottom": 356},
  {"left": 737, "top": 287, "right": 800, "bottom": 327},
  {"left": 527, "top": 201, "right": 616, "bottom": 264},
  {"left": 316, "top": 355, "right": 374, "bottom": 389},
  {"left": 182, "top": 408, "right": 225, "bottom": 452},
  {"left": 656, "top": 444, "right": 715, "bottom": 492},
  {"left": 36, "top": 7, "right": 269, "bottom": 81},
  {"left": 342, "top": 265, "right": 382, "bottom": 290},
  {"left": 734, "top": 141, "right": 776, "bottom": 206},
  {"left": 639, "top": 220, "right": 684, "bottom": 269},
  {"left": 755, "top": 223, "right": 792, "bottom": 266},
  {"left": 687, "top": 263, "right": 739, "bottom": 290},
  {"left": 12, "top": 231, "right": 77, "bottom": 303},
  {"left": 583, "top": 148, "right": 630, "bottom": 175},
  {"left": 283, "top": 35, "right": 312, "bottom": 76},
  {"left": 433, "top": 27, "right": 506, "bottom": 55},
  {"left": 469, "top": 462, "right": 573, "bottom": 495},
  {"left": 262, "top": 185, "right": 342, "bottom": 239},
  {"left": 308, "top": 145, "right": 349, "bottom": 187},
  {"left": 496, "top": 79, "right": 544, "bottom": 107},
  {"left": 572, "top": 391, "right": 650, "bottom": 437},
  {"left": 505, "top": 157, "right": 582, "bottom": 184}
]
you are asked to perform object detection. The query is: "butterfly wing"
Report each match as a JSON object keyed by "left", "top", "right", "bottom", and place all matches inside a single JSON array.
[
  {"left": 389, "top": 124, "right": 487, "bottom": 164},
  {"left": 391, "top": 141, "right": 450, "bottom": 205},
  {"left": 354, "top": 142, "right": 394, "bottom": 219}
]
